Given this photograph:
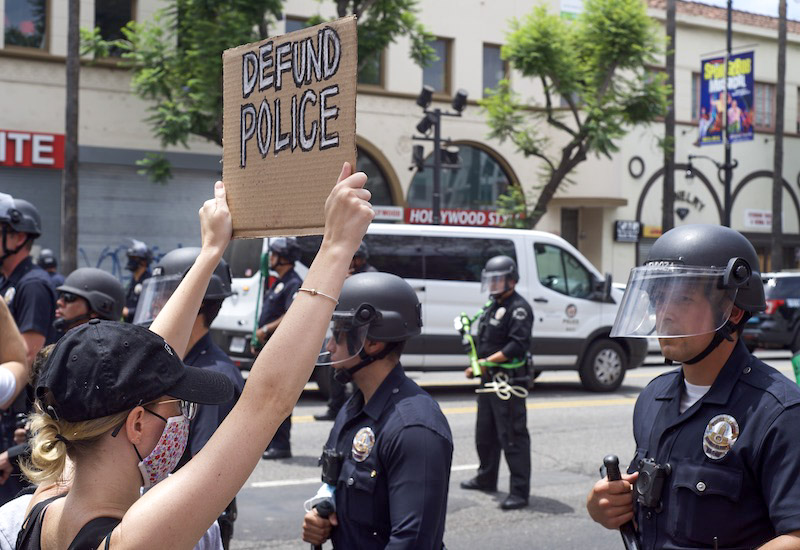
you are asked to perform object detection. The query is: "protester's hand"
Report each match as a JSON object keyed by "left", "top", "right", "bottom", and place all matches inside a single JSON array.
[
  {"left": 322, "top": 162, "right": 373, "bottom": 257},
  {"left": 256, "top": 327, "right": 268, "bottom": 344},
  {"left": 199, "top": 181, "right": 232, "bottom": 257},
  {"left": 0, "top": 451, "right": 12, "bottom": 485},
  {"left": 302, "top": 509, "right": 338, "bottom": 545},
  {"left": 465, "top": 367, "right": 474, "bottom": 379},
  {"left": 13, "top": 428, "right": 26, "bottom": 446},
  {"left": 586, "top": 471, "right": 638, "bottom": 529}
]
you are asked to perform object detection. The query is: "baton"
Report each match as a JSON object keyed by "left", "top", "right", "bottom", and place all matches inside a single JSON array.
[
  {"left": 603, "top": 455, "right": 642, "bottom": 550},
  {"left": 311, "top": 498, "right": 335, "bottom": 550}
]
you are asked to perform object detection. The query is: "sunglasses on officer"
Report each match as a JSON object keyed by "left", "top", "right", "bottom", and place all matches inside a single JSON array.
[{"left": 58, "top": 292, "right": 80, "bottom": 304}]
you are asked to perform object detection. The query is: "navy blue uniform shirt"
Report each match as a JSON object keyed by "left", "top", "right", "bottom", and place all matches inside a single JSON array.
[
  {"left": 0, "top": 257, "right": 57, "bottom": 343},
  {"left": 124, "top": 269, "right": 151, "bottom": 323},
  {"left": 47, "top": 272, "right": 65, "bottom": 288},
  {"left": 326, "top": 364, "right": 453, "bottom": 550},
  {"left": 258, "top": 269, "right": 302, "bottom": 327},
  {"left": 477, "top": 291, "right": 533, "bottom": 360},
  {"left": 184, "top": 332, "right": 245, "bottom": 455},
  {"left": 628, "top": 340, "right": 800, "bottom": 549}
]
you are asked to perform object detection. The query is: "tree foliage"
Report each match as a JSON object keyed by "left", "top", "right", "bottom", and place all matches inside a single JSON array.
[
  {"left": 481, "top": 0, "right": 669, "bottom": 227},
  {"left": 82, "top": 0, "right": 433, "bottom": 183}
]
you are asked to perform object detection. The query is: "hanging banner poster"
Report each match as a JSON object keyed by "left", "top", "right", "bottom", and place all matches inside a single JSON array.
[
  {"left": 698, "top": 51, "right": 754, "bottom": 146},
  {"left": 222, "top": 16, "right": 357, "bottom": 238}
]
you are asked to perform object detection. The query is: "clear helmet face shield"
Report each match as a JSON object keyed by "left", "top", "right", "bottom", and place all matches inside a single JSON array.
[
  {"left": 480, "top": 271, "right": 511, "bottom": 295},
  {"left": 610, "top": 266, "right": 737, "bottom": 339},
  {"left": 316, "top": 305, "right": 377, "bottom": 366},
  {"left": 132, "top": 274, "right": 182, "bottom": 327}
]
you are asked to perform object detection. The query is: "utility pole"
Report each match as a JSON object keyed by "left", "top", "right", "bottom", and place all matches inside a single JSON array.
[
  {"left": 662, "top": 0, "right": 676, "bottom": 233},
  {"left": 432, "top": 108, "right": 442, "bottom": 225},
  {"left": 772, "top": 0, "right": 786, "bottom": 271},
  {"left": 722, "top": 0, "right": 732, "bottom": 227},
  {"left": 62, "top": 0, "right": 80, "bottom": 274}
]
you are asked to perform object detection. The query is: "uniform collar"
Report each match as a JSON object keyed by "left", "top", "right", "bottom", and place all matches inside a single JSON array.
[
  {"left": 275, "top": 268, "right": 297, "bottom": 284},
  {"left": 655, "top": 339, "right": 749, "bottom": 404},
  {"left": 4, "top": 256, "right": 35, "bottom": 287},
  {"left": 348, "top": 363, "right": 405, "bottom": 421},
  {"left": 185, "top": 331, "right": 214, "bottom": 364}
]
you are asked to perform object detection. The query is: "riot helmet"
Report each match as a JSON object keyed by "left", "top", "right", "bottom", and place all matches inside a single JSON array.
[
  {"left": 38, "top": 248, "right": 58, "bottom": 270},
  {"left": 318, "top": 272, "right": 422, "bottom": 382},
  {"left": 55, "top": 268, "right": 125, "bottom": 330},
  {"left": 126, "top": 240, "right": 152, "bottom": 271},
  {"left": 481, "top": 255, "right": 519, "bottom": 297},
  {"left": 610, "top": 225, "right": 765, "bottom": 363},
  {"left": 269, "top": 237, "right": 301, "bottom": 264},
  {"left": 134, "top": 247, "right": 233, "bottom": 327},
  {"left": 0, "top": 193, "right": 42, "bottom": 264}
]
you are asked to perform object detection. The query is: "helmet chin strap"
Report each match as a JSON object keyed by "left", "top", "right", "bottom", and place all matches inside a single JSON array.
[
  {"left": 681, "top": 320, "right": 738, "bottom": 365},
  {"left": 53, "top": 313, "right": 93, "bottom": 332},
  {"left": 0, "top": 225, "right": 29, "bottom": 267},
  {"left": 333, "top": 342, "right": 398, "bottom": 385}
]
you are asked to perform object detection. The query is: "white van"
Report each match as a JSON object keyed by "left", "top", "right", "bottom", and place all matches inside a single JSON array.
[{"left": 210, "top": 224, "right": 647, "bottom": 393}]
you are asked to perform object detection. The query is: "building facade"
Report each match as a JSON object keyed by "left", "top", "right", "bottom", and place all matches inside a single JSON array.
[{"left": 1, "top": 0, "right": 798, "bottom": 282}]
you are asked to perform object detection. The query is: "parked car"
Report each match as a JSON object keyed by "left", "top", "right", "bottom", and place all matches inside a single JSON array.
[
  {"left": 211, "top": 224, "right": 648, "bottom": 393},
  {"left": 742, "top": 271, "right": 800, "bottom": 352}
]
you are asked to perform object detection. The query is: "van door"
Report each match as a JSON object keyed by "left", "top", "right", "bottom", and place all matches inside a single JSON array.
[
  {"left": 421, "top": 235, "right": 519, "bottom": 369},
  {"left": 530, "top": 241, "right": 602, "bottom": 366},
  {"left": 362, "top": 232, "right": 425, "bottom": 367}
]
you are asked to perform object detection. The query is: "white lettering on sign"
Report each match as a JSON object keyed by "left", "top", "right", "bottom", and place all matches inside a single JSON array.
[
  {"left": 0, "top": 130, "right": 64, "bottom": 169},
  {"left": 32, "top": 134, "right": 55, "bottom": 165},
  {"left": 7, "top": 133, "right": 30, "bottom": 163}
]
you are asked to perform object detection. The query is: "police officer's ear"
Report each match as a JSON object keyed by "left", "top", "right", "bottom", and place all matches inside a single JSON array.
[
  {"left": 729, "top": 306, "right": 744, "bottom": 325},
  {"left": 363, "top": 339, "right": 386, "bottom": 356}
]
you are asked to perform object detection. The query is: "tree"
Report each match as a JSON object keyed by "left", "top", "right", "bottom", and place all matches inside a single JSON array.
[
  {"left": 482, "top": 0, "right": 669, "bottom": 228},
  {"left": 772, "top": 0, "right": 786, "bottom": 271},
  {"left": 83, "top": 0, "right": 433, "bottom": 183}
]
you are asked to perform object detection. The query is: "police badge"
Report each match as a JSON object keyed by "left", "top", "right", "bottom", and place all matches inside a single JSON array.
[
  {"left": 703, "top": 414, "right": 739, "bottom": 460},
  {"left": 3, "top": 287, "right": 15, "bottom": 304},
  {"left": 352, "top": 427, "right": 376, "bottom": 462}
]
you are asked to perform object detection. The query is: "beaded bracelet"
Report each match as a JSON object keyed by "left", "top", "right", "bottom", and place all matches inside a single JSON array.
[{"left": 298, "top": 287, "right": 339, "bottom": 305}]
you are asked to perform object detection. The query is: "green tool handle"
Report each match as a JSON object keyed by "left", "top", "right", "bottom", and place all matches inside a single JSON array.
[{"left": 250, "top": 251, "right": 269, "bottom": 349}]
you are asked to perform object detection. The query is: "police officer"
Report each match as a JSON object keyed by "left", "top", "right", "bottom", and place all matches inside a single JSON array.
[
  {"left": 122, "top": 239, "right": 152, "bottom": 323},
  {"left": 135, "top": 247, "right": 244, "bottom": 549},
  {"left": 302, "top": 272, "right": 453, "bottom": 549},
  {"left": 0, "top": 193, "right": 56, "bottom": 504},
  {"left": 314, "top": 241, "right": 378, "bottom": 422},
  {"left": 587, "top": 225, "right": 800, "bottom": 549},
  {"left": 53, "top": 267, "right": 125, "bottom": 333},
  {"left": 254, "top": 237, "right": 303, "bottom": 459},
  {"left": 36, "top": 249, "right": 64, "bottom": 287},
  {"left": 461, "top": 255, "right": 533, "bottom": 510},
  {"left": 348, "top": 240, "right": 377, "bottom": 276}
]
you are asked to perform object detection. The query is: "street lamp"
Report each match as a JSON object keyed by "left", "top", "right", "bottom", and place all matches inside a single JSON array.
[
  {"left": 411, "top": 86, "right": 469, "bottom": 225},
  {"left": 686, "top": 154, "right": 739, "bottom": 226}
]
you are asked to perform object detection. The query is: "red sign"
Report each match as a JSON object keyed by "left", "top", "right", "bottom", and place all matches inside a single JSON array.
[
  {"left": 405, "top": 207, "right": 513, "bottom": 227},
  {"left": 0, "top": 130, "right": 65, "bottom": 169}
]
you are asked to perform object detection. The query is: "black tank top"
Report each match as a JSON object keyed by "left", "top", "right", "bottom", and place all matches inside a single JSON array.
[{"left": 16, "top": 495, "right": 120, "bottom": 550}]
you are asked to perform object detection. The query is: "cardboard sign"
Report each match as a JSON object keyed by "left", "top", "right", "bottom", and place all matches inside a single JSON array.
[{"left": 222, "top": 16, "right": 357, "bottom": 238}]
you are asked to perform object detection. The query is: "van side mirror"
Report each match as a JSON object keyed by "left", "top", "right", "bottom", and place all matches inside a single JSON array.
[{"left": 603, "top": 273, "right": 613, "bottom": 301}]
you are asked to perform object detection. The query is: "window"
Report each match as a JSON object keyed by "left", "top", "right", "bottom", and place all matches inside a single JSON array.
[
  {"left": 358, "top": 50, "right": 384, "bottom": 86},
  {"left": 424, "top": 237, "right": 516, "bottom": 282},
  {"left": 534, "top": 243, "right": 593, "bottom": 299},
  {"left": 482, "top": 44, "right": 506, "bottom": 96},
  {"left": 357, "top": 148, "right": 394, "bottom": 206},
  {"left": 408, "top": 144, "right": 513, "bottom": 213},
  {"left": 364, "top": 234, "right": 424, "bottom": 279},
  {"left": 96, "top": 0, "right": 134, "bottom": 56},
  {"left": 423, "top": 38, "right": 451, "bottom": 94},
  {"left": 754, "top": 82, "right": 775, "bottom": 130},
  {"left": 4, "top": 0, "right": 47, "bottom": 49},
  {"left": 692, "top": 73, "right": 700, "bottom": 121},
  {"left": 285, "top": 17, "right": 307, "bottom": 34}
]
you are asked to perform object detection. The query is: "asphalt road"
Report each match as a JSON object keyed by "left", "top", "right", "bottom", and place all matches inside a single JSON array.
[{"left": 228, "top": 350, "right": 796, "bottom": 550}]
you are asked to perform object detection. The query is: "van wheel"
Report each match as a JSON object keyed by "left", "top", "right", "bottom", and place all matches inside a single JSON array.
[
  {"left": 579, "top": 340, "right": 626, "bottom": 392},
  {"left": 312, "top": 366, "right": 332, "bottom": 400}
]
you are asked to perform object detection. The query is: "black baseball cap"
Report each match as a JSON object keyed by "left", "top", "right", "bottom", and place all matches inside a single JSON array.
[{"left": 36, "top": 319, "right": 234, "bottom": 422}]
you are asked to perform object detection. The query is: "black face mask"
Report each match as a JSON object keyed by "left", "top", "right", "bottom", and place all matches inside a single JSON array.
[
  {"left": 126, "top": 258, "right": 141, "bottom": 272},
  {"left": 53, "top": 313, "right": 93, "bottom": 332}
]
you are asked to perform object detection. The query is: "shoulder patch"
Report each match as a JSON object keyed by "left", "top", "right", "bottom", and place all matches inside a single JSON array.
[{"left": 512, "top": 307, "right": 528, "bottom": 321}]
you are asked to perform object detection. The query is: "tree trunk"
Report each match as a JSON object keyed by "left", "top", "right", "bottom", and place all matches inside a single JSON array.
[
  {"left": 529, "top": 145, "right": 586, "bottom": 228},
  {"left": 662, "top": 0, "right": 676, "bottom": 233},
  {"left": 62, "top": 0, "right": 80, "bottom": 275},
  {"left": 772, "top": 0, "right": 786, "bottom": 271}
]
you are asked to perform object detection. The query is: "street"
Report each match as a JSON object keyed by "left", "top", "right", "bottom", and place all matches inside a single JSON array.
[{"left": 229, "top": 350, "right": 796, "bottom": 549}]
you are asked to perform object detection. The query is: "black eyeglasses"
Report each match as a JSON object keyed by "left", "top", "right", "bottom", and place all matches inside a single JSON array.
[{"left": 58, "top": 292, "right": 80, "bottom": 304}]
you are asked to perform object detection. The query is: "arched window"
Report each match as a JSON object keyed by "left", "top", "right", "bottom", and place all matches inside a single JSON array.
[
  {"left": 407, "top": 143, "right": 514, "bottom": 210},
  {"left": 357, "top": 147, "right": 394, "bottom": 206}
]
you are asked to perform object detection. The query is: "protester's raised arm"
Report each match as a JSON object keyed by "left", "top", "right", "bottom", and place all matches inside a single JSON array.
[
  {"left": 0, "top": 297, "right": 29, "bottom": 409},
  {"left": 118, "top": 162, "right": 372, "bottom": 550},
  {"left": 149, "top": 181, "right": 232, "bottom": 358}
]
